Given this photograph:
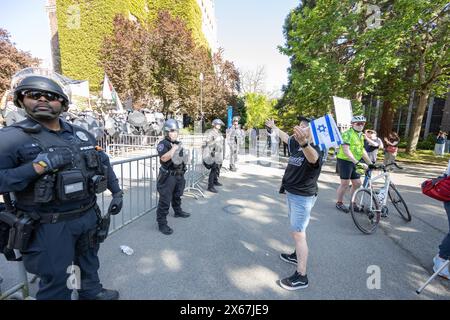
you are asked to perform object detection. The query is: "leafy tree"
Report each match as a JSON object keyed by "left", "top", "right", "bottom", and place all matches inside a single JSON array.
[
  {"left": 279, "top": 0, "right": 449, "bottom": 153},
  {"left": 99, "top": 15, "right": 154, "bottom": 108},
  {"left": 0, "top": 28, "right": 40, "bottom": 98},
  {"left": 99, "top": 11, "right": 239, "bottom": 122},
  {"left": 244, "top": 93, "right": 277, "bottom": 128},
  {"left": 200, "top": 48, "right": 240, "bottom": 122}
]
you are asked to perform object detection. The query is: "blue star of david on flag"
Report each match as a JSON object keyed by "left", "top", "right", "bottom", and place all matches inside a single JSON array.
[
  {"left": 310, "top": 114, "right": 343, "bottom": 151},
  {"left": 318, "top": 124, "right": 327, "bottom": 133}
]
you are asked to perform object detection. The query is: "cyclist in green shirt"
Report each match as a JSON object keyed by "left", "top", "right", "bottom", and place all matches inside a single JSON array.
[{"left": 336, "top": 115, "right": 373, "bottom": 213}]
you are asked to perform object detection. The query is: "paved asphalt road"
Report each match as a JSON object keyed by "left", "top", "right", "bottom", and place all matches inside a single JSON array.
[{"left": 1, "top": 155, "right": 449, "bottom": 300}]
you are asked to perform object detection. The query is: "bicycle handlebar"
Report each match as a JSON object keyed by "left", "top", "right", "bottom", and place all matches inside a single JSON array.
[{"left": 367, "top": 162, "right": 403, "bottom": 173}]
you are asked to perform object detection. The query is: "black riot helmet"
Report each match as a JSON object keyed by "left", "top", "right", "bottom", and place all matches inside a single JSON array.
[
  {"left": 13, "top": 76, "right": 70, "bottom": 111},
  {"left": 163, "top": 119, "right": 180, "bottom": 137}
]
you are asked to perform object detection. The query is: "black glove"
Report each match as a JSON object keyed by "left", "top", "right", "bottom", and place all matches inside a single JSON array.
[
  {"left": 108, "top": 191, "right": 123, "bottom": 215},
  {"left": 368, "top": 164, "right": 377, "bottom": 170},
  {"left": 33, "top": 150, "right": 72, "bottom": 173}
]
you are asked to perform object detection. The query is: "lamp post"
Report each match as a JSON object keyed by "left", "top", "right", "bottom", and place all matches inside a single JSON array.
[
  {"left": 199, "top": 72, "right": 204, "bottom": 116},
  {"left": 199, "top": 72, "right": 204, "bottom": 132}
]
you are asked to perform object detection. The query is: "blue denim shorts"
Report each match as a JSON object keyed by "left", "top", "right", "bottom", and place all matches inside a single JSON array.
[{"left": 286, "top": 192, "right": 318, "bottom": 232}]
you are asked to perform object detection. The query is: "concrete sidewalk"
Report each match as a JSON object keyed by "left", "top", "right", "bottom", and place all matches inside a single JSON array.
[{"left": 1, "top": 156, "right": 449, "bottom": 299}]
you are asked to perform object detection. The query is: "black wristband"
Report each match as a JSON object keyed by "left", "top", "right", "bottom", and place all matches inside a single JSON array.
[{"left": 300, "top": 142, "right": 309, "bottom": 148}]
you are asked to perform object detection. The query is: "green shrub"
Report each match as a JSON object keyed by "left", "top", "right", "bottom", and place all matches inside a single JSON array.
[
  {"left": 398, "top": 141, "right": 407, "bottom": 148},
  {"left": 416, "top": 134, "right": 437, "bottom": 150}
]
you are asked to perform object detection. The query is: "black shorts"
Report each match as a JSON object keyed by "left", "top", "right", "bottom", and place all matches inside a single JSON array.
[{"left": 337, "top": 158, "right": 360, "bottom": 180}]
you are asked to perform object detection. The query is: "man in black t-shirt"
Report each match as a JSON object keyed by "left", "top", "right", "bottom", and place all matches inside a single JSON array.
[{"left": 266, "top": 116, "right": 324, "bottom": 290}]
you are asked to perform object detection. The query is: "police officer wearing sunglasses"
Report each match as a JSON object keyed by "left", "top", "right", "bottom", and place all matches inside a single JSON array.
[{"left": 0, "top": 71, "right": 123, "bottom": 300}]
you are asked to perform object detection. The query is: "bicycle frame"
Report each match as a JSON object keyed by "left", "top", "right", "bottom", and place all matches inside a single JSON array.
[{"left": 362, "top": 169, "right": 392, "bottom": 208}]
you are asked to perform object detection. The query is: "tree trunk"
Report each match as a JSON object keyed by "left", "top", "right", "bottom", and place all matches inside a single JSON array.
[
  {"left": 379, "top": 100, "right": 394, "bottom": 139},
  {"left": 354, "top": 61, "right": 365, "bottom": 104},
  {"left": 440, "top": 90, "right": 450, "bottom": 132},
  {"left": 373, "top": 98, "right": 381, "bottom": 131},
  {"left": 404, "top": 90, "right": 415, "bottom": 139},
  {"left": 406, "top": 90, "right": 430, "bottom": 154}
]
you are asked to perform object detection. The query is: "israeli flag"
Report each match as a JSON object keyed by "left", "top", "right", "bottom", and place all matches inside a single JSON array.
[{"left": 310, "top": 114, "right": 343, "bottom": 151}]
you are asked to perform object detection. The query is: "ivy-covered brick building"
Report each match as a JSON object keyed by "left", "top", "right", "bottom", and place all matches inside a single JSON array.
[{"left": 47, "top": 0, "right": 208, "bottom": 91}]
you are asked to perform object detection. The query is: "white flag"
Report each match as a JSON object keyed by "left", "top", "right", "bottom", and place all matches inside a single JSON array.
[
  {"left": 102, "top": 73, "right": 124, "bottom": 112},
  {"left": 310, "top": 114, "right": 343, "bottom": 150}
]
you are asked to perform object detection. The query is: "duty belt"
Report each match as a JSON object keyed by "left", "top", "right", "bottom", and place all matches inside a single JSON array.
[
  {"left": 168, "top": 170, "right": 185, "bottom": 176},
  {"left": 19, "top": 199, "right": 97, "bottom": 224}
]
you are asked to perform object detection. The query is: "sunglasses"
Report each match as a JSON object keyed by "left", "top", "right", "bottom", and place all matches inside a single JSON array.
[
  {"left": 353, "top": 122, "right": 366, "bottom": 126},
  {"left": 22, "top": 90, "right": 63, "bottom": 102}
]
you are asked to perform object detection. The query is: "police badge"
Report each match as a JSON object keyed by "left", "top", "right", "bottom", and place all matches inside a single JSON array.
[{"left": 76, "top": 131, "right": 89, "bottom": 142}]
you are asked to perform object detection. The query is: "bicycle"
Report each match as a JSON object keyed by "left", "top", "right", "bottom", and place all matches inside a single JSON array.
[{"left": 350, "top": 162, "right": 412, "bottom": 234}]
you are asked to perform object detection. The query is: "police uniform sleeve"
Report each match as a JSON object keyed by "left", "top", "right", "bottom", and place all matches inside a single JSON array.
[
  {"left": 157, "top": 141, "right": 170, "bottom": 158},
  {"left": 99, "top": 151, "right": 121, "bottom": 194},
  {"left": 0, "top": 129, "right": 40, "bottom": 193}
]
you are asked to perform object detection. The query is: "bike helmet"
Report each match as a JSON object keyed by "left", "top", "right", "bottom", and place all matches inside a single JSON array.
[{"left": 351, "top": 115, "right": 366, "bottom": 123}]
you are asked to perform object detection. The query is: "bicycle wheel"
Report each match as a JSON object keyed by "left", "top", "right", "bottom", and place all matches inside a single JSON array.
[
  {"left": 388, "top": 183, "right": 411, "bottom": 222},
  {"left": 351, "top": 188, "right": 381, "bottom": 234}
]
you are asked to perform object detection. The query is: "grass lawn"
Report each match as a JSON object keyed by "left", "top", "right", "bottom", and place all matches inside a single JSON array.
[{"left": 391, "top": 149, "right": 450, "bottom": 166}]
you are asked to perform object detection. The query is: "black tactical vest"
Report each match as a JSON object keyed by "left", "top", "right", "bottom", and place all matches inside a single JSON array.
[{"left": 12, "top": 119, "right": 107, "bottom": 209}]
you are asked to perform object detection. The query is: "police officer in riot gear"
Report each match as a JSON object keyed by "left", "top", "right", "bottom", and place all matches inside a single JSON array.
[
  {"left": 204, "top": 119, "right": 225, "bottom": 193},
  {"left": 0, "top": 69, "right": 123, "bottom": 300},
  {"left": 156, "top": 119, "right": 190, "bottom": 235},
  {"left": 226, "top": 116, "right": 245, "bottom": 172}
]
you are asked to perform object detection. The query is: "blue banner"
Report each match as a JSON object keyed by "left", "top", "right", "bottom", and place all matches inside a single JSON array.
[{"left": 227, "top": 106, "right": 233, "bottom": 128}]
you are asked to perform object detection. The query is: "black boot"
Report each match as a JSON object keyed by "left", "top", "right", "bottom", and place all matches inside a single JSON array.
[
  {"left": 159, "top": 224, "right": 173, "bottom": 235},
  {"left": 174, "top": 211, "right": 190, "bottom": 218},
  {"left": 80, "top": 288, "right": 119, "bottom": 300},
  {"left": 207, "top": 186, "right": 218, "bottom": 193},
  {"left": 214, "top": 182, "right": 223, "bottom": 186}
]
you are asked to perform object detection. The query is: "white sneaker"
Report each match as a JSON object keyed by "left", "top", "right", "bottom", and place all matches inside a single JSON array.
[{"left": 433, "top": 255, "right": 450, "bottom": 280}]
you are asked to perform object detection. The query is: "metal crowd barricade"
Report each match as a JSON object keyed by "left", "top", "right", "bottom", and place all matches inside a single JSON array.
[
  {"left": 1, "top": 133, "right": 213, "bottom": 300},
  {"left": 99, "top": 154, "right": 160, "bottom": 234},
  {"left": 184, "top": 149, "right": 208, "bottom": 199},
  {"left": 0, "top": 251, "right": 36, "bottom": 300},
  {"left": 179, "top": 134, "right": 210, "bottom": 199},
  {"left": 97, "top": 134, "right": 162, "bottom": 158}
]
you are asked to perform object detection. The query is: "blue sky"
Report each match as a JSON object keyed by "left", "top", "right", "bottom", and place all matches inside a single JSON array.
[
  {"left": 0, "top": 0, "right": 52, "bottom": 68},
  {"left": 0, "top": 0, "right": 298, "bottom": 94},
  {"left": 216, "top": 0, "right": 298, "bottom": 94}
]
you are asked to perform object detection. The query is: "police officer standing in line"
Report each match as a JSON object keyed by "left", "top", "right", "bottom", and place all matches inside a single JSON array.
[
  {"left": 156, "top": 119, "right": 190, "bottom": 235},
  {"left": 226, "top": 116, "right": 245, "bottom": 172},
  {"left": 204, "top": 119, "right": 225, "bottom": 193},
  {"left": 0, "top": 69, "right": 123, "bottom": 300}
]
